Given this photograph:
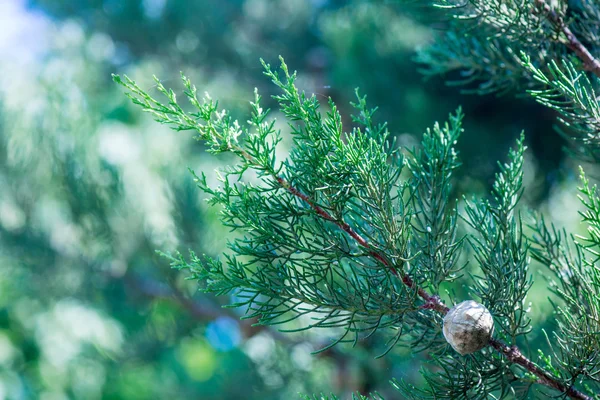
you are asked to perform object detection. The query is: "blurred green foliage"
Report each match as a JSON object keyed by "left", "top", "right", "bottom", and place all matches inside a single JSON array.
[{"left": 0, "top": 0, "right": 591, "bottom": 399}]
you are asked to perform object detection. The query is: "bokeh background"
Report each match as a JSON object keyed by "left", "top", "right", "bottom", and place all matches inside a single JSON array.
[{"left": 0, "top": 0, "right": 588, "bottom": 399}]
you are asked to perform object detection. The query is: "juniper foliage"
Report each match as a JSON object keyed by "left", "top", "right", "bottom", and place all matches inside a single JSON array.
[
  {"left": 115, "top": 52, "right": 599, "bottom": 398},
  {"left": 528, "top": 170, "right": 600, "bottom": 393},
  {"left": 114, "top": 59, "right": 454, "bottom": 356},
  {"left": 413, "top": 3, "right": 600, "bottom": 393},
  {"left": 416, "top": 0, "right": 600, "bottom": 162}
]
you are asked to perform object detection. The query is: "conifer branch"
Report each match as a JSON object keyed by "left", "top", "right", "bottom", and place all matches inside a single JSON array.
[
  {"left": 534, "top": 0, "right": 600, "bottom": 79},
  {"left": 228, "top": 141, "right": 592, "bottom": 399},
  {"left": 489, "top": 339, "right": 592, "bottom": 400},
  {"left": 277, "top": 147, "right": 591, "bottom": 398},
  {"left": 226, "top": 128, "right": 451, "bottom": 315},
  {"left": 203, "top": 113, "right": 451, "bottom": 315},
  {"left": 113, "top": 61, "right": 595, "bottom": 399},
  {"left": 264, "top": 127, "right": 594, "bottom": 400},
  {"left": 277, "top": 173, "right": 451, "bottom": 314}
]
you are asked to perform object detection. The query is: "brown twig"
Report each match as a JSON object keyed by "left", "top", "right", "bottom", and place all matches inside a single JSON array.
[
  {"left": 227, "top": 115, "right": 591, "bottom": 399},
  {"left": 274, "top": 175, "right": 450, "bottom": 314},
  {"left": 535, "top": 0, "right": 600, "bottom": 78},
  {"left": 489, "top": 339, "right": 592, "bottom": 400},
  {"left": 271, "top": 170, "right": 591, "bottom": 399}
]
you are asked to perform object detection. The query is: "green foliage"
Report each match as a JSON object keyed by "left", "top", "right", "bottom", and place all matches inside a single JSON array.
[
  {"left": 416, "top": 0, "right": 600, "bottom": 163},
  {"left": 412, "top": 9, "right": 600, "bottom": 395},
  {"left": 14, "top": 0, "right": 600, "bottom": 398},
  {"left": 415, "top": 0, "right": 556, "bottom": 94},
  {"left": 115, "top": 58, "right": 453, "bottom": 356},
  {"left": 429, "top": 0, "right": 549, "bottom": 40},
  {"left": 2, "top": 3, "right": 370, "bottom": 398},
  {"left": 523, "top": 55, "right": 600, "bottom": 161},
  {"left": 416, "top": 32, "right": 530, "bottom": 95},
  {"left": 393, "top": 137, "right": 533, "bottom": 400},
  {"left": 115, "top": 56, "right": 600, "bottom": 398},
  {"left": 529, "top": 169, "right": 600, "bottom": 389},
  {"left": 464, "top": 135, "right": 532, "bottom": 344},
  {"left": 393, "top": 351, "right": 533, "bottom": 400},
  {"left": 408, "top": 110, "right": 463, "bottom": 291},
  {"left": 301, "top": 392, "right": 384, "bottom": 400},
  {"left": 413, "top": 2, "right": 600, "bottom": 392}
]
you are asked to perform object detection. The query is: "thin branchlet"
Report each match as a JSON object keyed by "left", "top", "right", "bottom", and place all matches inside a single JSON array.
[
  {"left": 113, "top": 58, "right": 594, "bottom": 399},
  {"left": 533, "top": 0, "right": 600, "bottom": 78},
  {"left": 418, "top": 0, "right": 600, "bottom": 162},
  {"left": 528, "top": 169, "right": 600, "bottom": 398}
]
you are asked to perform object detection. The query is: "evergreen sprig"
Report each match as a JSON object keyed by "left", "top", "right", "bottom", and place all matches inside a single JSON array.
[
  {"left": 522, "top": 54, "right": 600, "bottom": 161},
  {"left": 529, "top": 169, "right": 600, "bottom": 391},
  {"left": 395, "top": 136, "right": 534, "bottom": 400},
  {"left": 464, "top": 134, "right": 532, "bottom": 344},
  {"left": 415, "top": 32, "right": 531, "bottom": 95},
  {"left": 114, "top": 58, "right": 445, "bottom": 357},
  {"left": 407, "top": 111, "right": 464, "bottom": 290},
  {"left": 114, "top": 58, "right": 595, "bottom": 399},
  {"left": 416, "top": 0, "right": 600, "bottom": 162},
  {"left": 415, "top": 0, "right": 558, "bottom": 94}
]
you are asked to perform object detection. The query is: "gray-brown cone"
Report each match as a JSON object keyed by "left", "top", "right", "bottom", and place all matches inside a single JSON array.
[{"left": 443, "top": 300, "right": 494, "bottom": 355}]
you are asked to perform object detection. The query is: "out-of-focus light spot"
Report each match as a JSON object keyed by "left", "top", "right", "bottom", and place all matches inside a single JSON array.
[
  {"left": 98, "top": 124, "right": 141, "bottom": 166},
  {"left": 145, "top": 124, "right": 180, "bottom": 165},
  {"left": 87, "top": 32, "right": 116, "bottom": 62},
  {"left": 39, "top": 360, "right": 68, "bottom": 390},
  {"left": 36, "top": 300, "right": 123, "bottom": 367},
  {"left": 244, "top": 332, "right": 275, "bottom": 362},
  {"left": 56, "top": 20, "right": 85, "bottom": 49},
  {"left": 34, "top": 199, "right": 81, "bottom": 257},
  {"left": 39, "top": 391, "right": 69, "bottom": 400},
  {"left": 205, "top": 317, "right": 241, "bottom": 351},
  {"left": 176, "top": 337, "right": 216, "bottom": 382},
  {"left": 0, "top": 371, "right": 24, "bottom": 400},
  {"left": 71, "top": 359, "right": 106, "bottom": 400},
  {"left": 103, "top": 0, "right": 125, "bottom": 15},
  {"left": 176, "top": 31, "right": 200, "bottom": 54},
  {"left": 149, "top": 301, "right": 177, "bottom": 341},
  {"left": 111, "top": 42, "right": 131, "bottom": 66},
  {"left": 0, "top": 333, "right": 16, "bottom": 366},
  {"left": 108, "top": 259, "right": 128, "bottom": 278},
  {"left": 49, "top": 222, "right": 81, "bottom": 257},
  {"left": 143, "top": 0, "right": 167, "bottom": 19},
  {"left": 0, "top": 201, "right": 25, "bottom": 232},
  {"left": 244, "top": 0, "right": 267, "bottom": 20},
  {"left": 0, "top": 0, "right": 49, "bottom": 63},
  {"left": 291, "top": 343, "right": 313, "bottom": 370},
  {"left": 13, "top": 298, "right": 41, "bottom": 331},
  {"left": 546, "top": 180, "right": 582, "bottom": 229},
  {"left": 310, "top": 0, "right": 328, "bottom": 7}
]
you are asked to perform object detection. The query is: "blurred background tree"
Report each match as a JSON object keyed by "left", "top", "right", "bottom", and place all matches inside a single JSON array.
[{"left": 0, "top": 0, "right": 588, "bottom": 398}]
